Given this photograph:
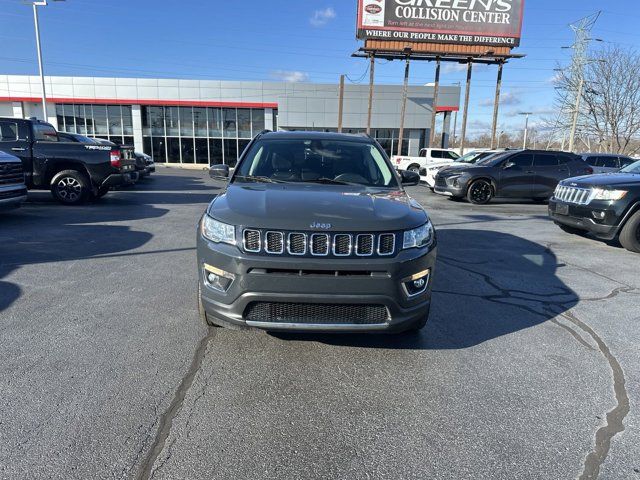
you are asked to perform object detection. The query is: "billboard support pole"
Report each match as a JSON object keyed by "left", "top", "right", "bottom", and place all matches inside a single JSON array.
[
  {"left": 338, "top": 74, "right": 345, "bottom": 133},
  {"left": 429, "top": 58, "right": 441, "bottom": 148},
  {"left": 366, "top": 54, "right": 375, "bottom": 135},
  {"left": 459, "top": 61, "right": 473, "bottom": 156},
  {"left": 490, "top": 61, "right": 504, "bottom": 150},
  {"left": 397, "top": 57, "right": 411, "bottom": 156}
]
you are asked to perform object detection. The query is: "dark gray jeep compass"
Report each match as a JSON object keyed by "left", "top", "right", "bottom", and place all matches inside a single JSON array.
[{"left": 197, "top": 131, "right": 436, "bottom": 333}]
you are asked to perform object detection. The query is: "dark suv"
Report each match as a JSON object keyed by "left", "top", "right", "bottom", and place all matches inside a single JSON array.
[
  {"left": 197, "top": 131, "right": 436, "bottom": 333},
  {"left": 434, "top": 149, "right": 593, "bottom": 204},
  {"left": 549, "top": 160, "right": 640, "bottom": 253}
]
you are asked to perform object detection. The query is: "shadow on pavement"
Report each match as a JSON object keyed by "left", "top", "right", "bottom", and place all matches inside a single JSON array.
[
  {"left": 0, "top": 172, "right": 218, "bottom": 314},
  {"left": 272, "top": 229, "right": 579, "bottom": 350}
]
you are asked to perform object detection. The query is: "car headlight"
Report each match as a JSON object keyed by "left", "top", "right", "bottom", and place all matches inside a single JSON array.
[
  {"left": 403, "top": 221, "right": 435, "bottom": 250},
  {"left": 591, "top": 188, "right": 627, "bottom": 201},
  {"left": 201, "top": 215, "right": 236, "bottom": 245}
]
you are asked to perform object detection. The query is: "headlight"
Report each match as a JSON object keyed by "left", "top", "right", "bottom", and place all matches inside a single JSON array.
[
  {"left": 591, "top": 188, "right": 627, "bottom": 201},
  {"left": 201, "top": 215, "right": 236, "bottom": 245},
  {"left": 403, "top": 221, "right": 435, "bottom": 250}
]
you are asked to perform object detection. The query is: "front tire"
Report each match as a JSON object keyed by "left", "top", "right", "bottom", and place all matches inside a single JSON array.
[
  {"left": 619, "top": 211, "right": 640, "bottom": 253},
  {"left": 467, "top": 179, "right": 494, "bottom": 205},
  {"left": 50, "top": 170, "right": 91, "bottom": 205}
]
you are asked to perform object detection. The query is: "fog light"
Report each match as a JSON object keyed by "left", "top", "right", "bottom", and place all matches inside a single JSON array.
[
  {"left": 203, "top": 263, "right": 234, "bottom": 293},
  {"left": 592, "top": 211, "right": 606, "bottom": 220},
  {"left": 402, "top": 269, "right": 430, "bottom": 298}
]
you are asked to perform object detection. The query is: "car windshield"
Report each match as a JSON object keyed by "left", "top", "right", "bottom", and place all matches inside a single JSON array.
[
  {"left": 456, "top": 151, "right": 490, "bottom": 164},
  {"left": 234, "top": 138, "right": 399, "bottom": 188},
  {"left": 476, "top": 152, "right": 513, "bottom": 166},
  {"left": 620, "top": 160, "right": 640, "bottom": 174}
]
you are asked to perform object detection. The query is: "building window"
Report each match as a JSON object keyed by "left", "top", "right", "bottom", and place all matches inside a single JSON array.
[
  {"left": 251, "top": 109, "right": 265, "bottom": 135},
  {"left": 237, "top": 109, "right": 251, "bottom": 138}
]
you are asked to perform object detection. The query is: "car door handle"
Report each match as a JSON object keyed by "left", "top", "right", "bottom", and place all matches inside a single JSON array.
[
  {"left": 526, "top": 171, "right": 534, "bottom": 174},
  {"left": 11, "top": 147, "right": 26, "bottom": 152}
]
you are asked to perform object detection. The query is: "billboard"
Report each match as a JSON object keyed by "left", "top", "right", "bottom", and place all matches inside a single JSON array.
[{"left": 357, "top": 0, "right": 524, "bottom": 48}]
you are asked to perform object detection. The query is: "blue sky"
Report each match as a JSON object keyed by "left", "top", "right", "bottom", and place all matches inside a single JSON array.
[{"left": 0, "top": 0, "right": 638, "bottom": 136}]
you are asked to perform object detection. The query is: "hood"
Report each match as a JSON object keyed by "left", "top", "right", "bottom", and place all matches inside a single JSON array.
[
  {"left": 438, "top": 164, "right": 492, "bottom": 177},
  {"left": 208, "top": 183, "right": 427, "bottom": 231},
  {"left": 0, "top": 150, "right": 19, "bottom": 162},
  {"left": 562, "top": 173, "right": 640, "bottom": 189}
]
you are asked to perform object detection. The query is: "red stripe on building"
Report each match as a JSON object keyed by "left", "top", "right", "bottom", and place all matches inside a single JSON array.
[
  {"left": 0, "top": 97, "right": 278, "bottom": 109},
  {"left": 436, "top": 106, "right": 459, "bottom": 112}
]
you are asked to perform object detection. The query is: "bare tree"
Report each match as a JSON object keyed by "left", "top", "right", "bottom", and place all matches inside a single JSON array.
[{"left": 553, "top": 45, "right": 640, "bottom": 154}]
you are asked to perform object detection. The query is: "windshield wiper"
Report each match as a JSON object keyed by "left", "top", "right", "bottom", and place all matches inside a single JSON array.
[
  {"left": 301, "top": 177, "right": 354, "bottom": 185},
  {"left": 234, "top": 175, "right": 286, "bottom": 184}
]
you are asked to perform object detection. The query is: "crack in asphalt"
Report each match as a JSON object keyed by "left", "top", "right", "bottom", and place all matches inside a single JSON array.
[
  {"left": 136, "top": 328, "right": 215, "bottom": 480},
  {"left": 437, "top": 254, "right": 633, "bottom": 480},
  {"left": 561, "top": 311, "right": 631, "bottom": 480}
]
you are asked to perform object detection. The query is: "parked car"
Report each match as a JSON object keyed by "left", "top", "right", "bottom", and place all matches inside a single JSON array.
[
  {"left": 134, "top": 152, "right": 155, "bottom": 177},
  {"left": 139, "top": 152, "right": 155, "bottom": 173},
  {"left": 392, "top": 148, "right": 460, "bottom": 173},
  {"left": 0, "top": 117, "right": 136, "bottom": 204},
  {"left": 434, "top": 149, "right": 593, "bottom": 204},
  {"left": 198, "top": 131, "right": 436, "bottom": 333},
  {"left": 579, "top": 153, "right": 635, "bottom": 174},
  {"left": 0, "top": 149, "right": 28, "bottom": 211},
  {"left": 549, "top": 160, "right": 640, "bottom": 253},
  {"left": 58, "top": 132, "right": 101, "bottom": 145},
  {"left": 420, "top": 149, "right": 507, "bottom": 189}
]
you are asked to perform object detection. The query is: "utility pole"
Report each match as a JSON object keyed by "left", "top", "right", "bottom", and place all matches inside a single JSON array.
[
  {"left": 490, "top": 62, "right": 504, "bottom": 149},
  {"left": 25, "top": 0, "right": 65, "bottom": 121},
  {"left": 397, "top": 57, "right": 411, "bottom": 156},
  {"left": 497, "top": 130, "right": 504, "bottom": 149},
  {"left": 429, "top": 58, "right": 441, "bottom": 147},
  {"left": 337, "top": 74, "right": 345, "bottom": 133},
  {"left": 519, "top": 112, "right": 533, "bottom": 149},
  {"left": 366, "top": 55, "right": 375, "bottom": 135},
  {"left": 568, "top": 77, "right": 584, "bottom": 152},
  {"left": 459, "top": 61, "right": 473, "bottom": 156}
]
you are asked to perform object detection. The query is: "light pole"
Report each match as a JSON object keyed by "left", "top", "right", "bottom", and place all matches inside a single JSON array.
[
  {"left": 497, "top": 130, "right": 504, "bottom": 149},
  {"left": 24, "top": 0, "right": 65, "bottom": 121},
  {"left": 519, "top": 112, "right": 533, "bottom": 149}
]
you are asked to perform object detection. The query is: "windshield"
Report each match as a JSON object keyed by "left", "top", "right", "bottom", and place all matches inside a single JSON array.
[
  {"left": 456, "top": 151, "right": 490, "bottom": 164},
  {"left": 477, "top": 152, "right": 513, "bottom": 166},
  {"left": 620, "top": 160, "right": 640, "bottom": 174},
  {"left": 234, "top": 139, "right": 399, "bottom": 188}
]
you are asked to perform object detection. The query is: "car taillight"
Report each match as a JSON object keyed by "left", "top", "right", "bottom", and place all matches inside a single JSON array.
[{"left": 110, "top": 150, "right": 121, "bottom": 168}]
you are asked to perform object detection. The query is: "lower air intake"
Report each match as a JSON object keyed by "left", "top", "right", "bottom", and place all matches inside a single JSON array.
[{"left": 244, "top": 302, "right": 390, "bottom": 325}]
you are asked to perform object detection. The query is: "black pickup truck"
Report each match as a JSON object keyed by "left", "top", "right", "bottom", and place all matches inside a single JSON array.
[{"left": 0, "top": 117, "right": 136, "bottom": 204}]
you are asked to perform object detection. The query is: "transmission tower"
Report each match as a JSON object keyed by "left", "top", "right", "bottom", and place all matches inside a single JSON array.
[{"left": 549, "top": 11, "right": 601, "bottom": 150}]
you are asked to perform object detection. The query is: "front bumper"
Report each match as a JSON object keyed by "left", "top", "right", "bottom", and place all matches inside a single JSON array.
[
  {"left": 548, "top": 199, "right": 623, "bottom": 240},
  {"left": 197, "top": 234, "right": 436, "bottom": 333},
  {"left": 0, "top": 186, "right": 28, "bottom": 210}
]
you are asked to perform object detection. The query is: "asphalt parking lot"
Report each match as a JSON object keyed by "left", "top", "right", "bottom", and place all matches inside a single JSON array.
[{"left": 1, "top": 168, "right": 639, "bottom": 480}]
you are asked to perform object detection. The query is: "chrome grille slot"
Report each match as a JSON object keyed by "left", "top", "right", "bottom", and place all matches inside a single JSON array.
[
  {"left": 288, "top": 233, "right": 307, "bottom": 255},
  {"left": 243, "top": 229, "right": 261, "bottom": 252},
  {"left": 0, "top": 163, "right": 24, "bottom": 186},
  {"left": 311, "top": 234, "right": 330, "bottom": 256},
  {"left": 265, "top": 231, "right": 284, "bottom": 254},
  {"left": 554, "top": 185, "right": 592, "bottom": 205},
  {"left": 378, "top": 234, "right": 395, "bottom": 256},
  {"left": 356, "top": 234, "right": 374, "bottom": 256},
  {"left": 333, "top": 234, "right": 352, "bottom": 256}
]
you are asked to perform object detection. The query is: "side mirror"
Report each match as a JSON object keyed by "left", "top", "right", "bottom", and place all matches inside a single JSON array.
[
  {"left": 400, "top": 170, "right": 420, "bottom": 186},
  {"left": 503, "top": 162, "right": 516, "bottom": 170},
  {"left": 209, "top": 164, "right": 229, "bottom": 179}
]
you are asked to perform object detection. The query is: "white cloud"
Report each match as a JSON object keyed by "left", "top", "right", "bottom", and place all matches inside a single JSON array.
[
  {"left": 270, "top": 70, "right": 309, "bottom": 83},
  {"left": 479, "top": 91, "right": 522, "bottom": 107},
  {"left": 443, "top": 63, "right": 468, "bottom": 74},
  {"left": 310, "top": 7, "right": 337, "bottom": 27}
]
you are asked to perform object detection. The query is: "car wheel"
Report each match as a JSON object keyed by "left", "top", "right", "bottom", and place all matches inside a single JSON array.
[
  {"left": 556, "top": 223, "right": 586, "bottom": 236},
  {"left": 467, "top": 179, "right": 494, "bottom": 205},
  {"left": 619, "top": 210, "right": 640, "bottom": 253},
  {"left": 50, "top": 170, "right": 90, "bottom": 205},
  {"left": 408, "top": 164, "right": 420, "bottom": 173}
]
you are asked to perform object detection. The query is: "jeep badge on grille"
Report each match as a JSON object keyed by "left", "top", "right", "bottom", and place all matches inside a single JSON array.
[{"left": 310, "top": 222, "right": 332, "bottom": 230}]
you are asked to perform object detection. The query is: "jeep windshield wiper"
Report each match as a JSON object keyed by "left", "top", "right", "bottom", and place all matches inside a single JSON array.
[
  {"left": 301, "top": 177, "right": 355, "bottom": 185},
  {"left": 234, "top": 175, "right": 286, "bottom": 184}
]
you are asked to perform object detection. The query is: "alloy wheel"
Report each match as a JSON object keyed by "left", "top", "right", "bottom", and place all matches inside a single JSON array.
[
  {"left": 56, "top": 177, "right": 82, "bottom": 202},
  {"left": 470, "top": 181, "right": 492, "bottom": 204}
]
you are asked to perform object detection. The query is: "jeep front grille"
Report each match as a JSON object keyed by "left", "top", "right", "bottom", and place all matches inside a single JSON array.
[
  {"left": 554, "top": 185, "right": 592, "bottom": 205},
  {"left": 0, "top": 163, "right": 24, "bottom": 186},
  {"left": 242, "top": 229, "right": 397, "bottom": 258},
  {"left": 244, "top": 302, "right": 390, "bottom": 325}
]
